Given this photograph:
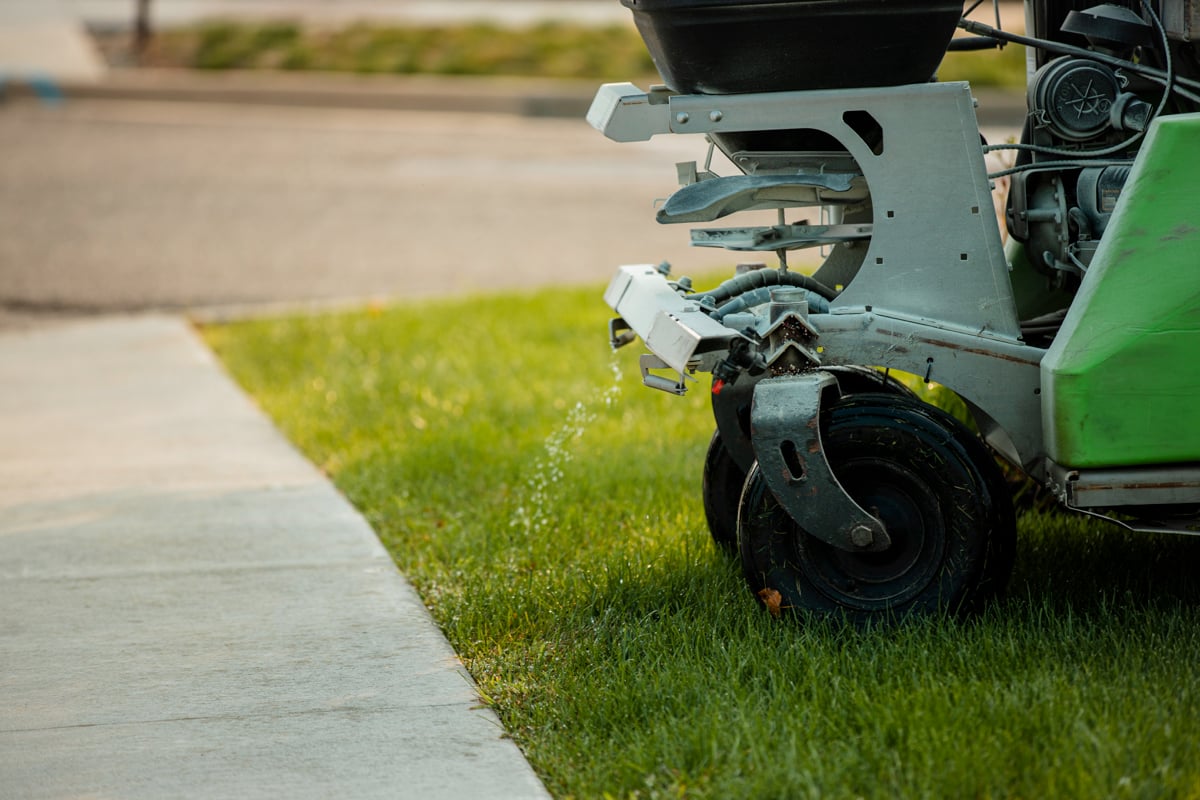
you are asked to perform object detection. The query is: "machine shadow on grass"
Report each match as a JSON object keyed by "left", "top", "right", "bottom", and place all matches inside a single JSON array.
[{"left": 1009, "top": 512, "right": 1200, "bottom": 616}]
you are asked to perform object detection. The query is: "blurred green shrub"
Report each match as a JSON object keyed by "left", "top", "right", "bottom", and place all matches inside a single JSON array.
[
  {"left": 939, "top": 42, "right": 1028, "bottom": 89},
  {"left": 158, "top": 21, "right": 1025, "bottom": 86},
  {"left": 173, "top": 21, "right": 657, "bottom": 80}
]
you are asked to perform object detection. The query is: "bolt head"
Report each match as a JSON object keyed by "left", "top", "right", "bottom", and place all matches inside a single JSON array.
[{"left": 849, "top": 524, "right": 874, "bottom": 548}]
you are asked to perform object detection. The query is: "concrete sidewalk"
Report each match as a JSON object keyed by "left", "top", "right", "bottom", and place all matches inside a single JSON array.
[{"left": 0, "top": 315, "right": 550, "bottom": 799}]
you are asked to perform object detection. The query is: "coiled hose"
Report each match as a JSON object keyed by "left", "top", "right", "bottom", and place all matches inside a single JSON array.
[{"left": 692, "top": 268, "right": 836, "bottom": 320}]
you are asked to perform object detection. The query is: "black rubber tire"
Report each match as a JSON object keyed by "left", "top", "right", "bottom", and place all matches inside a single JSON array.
[
  {"left": 737, "top": 393, "right": 1015, "bottom": 623},
  {"left": 702, "top": 430, "right": 745, "bottom": 557},
  {"left": 825, "top": 365, "right": 918, "bottom": 399}
]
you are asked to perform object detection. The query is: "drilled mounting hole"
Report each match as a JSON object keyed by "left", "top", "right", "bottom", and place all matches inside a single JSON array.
[{"left": 780, "top": 440, "right": 807, "bottom": 482}]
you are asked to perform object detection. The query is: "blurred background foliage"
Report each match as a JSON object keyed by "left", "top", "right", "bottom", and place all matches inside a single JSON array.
[{"left": 117, "top": 20, "right": 1025, "bottom": 86}]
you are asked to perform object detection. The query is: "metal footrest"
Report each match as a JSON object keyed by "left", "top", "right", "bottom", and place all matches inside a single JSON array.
[
  {"left": 657, "top": 173, "right": 866, "bottom": 224},
  {"left": 691, "top": 223, "right": 873, "bottom": 251}
]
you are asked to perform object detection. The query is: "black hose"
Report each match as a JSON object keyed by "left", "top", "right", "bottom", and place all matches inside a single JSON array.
[
  {"left": 692, "top": 268, "right": 838, "bottom": 305},
  {"left": 947, "top": 35, "right": 1004, "bottom": 51},
  {"left": 1019, "top": 308, "right": 1069, "bottom": 340},
  {"left": 710, "top": 286, "right": 831, "bottom": 319}
]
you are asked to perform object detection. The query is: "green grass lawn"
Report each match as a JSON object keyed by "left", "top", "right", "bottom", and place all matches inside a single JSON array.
[{"left": 205, "top": 284, "right": 1200, "bottom": 799}]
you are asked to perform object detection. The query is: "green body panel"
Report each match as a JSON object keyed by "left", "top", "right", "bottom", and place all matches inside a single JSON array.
[{"left": 1042, "top": 113, "right": 1200, "bottom": 468}]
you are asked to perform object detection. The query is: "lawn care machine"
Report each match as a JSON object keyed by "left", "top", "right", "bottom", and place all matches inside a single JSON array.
[{"left": 591, "top": 0, "right": 1200, "bottom": 622}]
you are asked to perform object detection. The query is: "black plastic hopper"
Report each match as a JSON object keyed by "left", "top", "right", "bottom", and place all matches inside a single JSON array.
[
  {"left": 623, "top": 0, "right": 964, "bottom": 96},
  {"left": 622, "top": 0, "right": 964, "bottom": 156}
]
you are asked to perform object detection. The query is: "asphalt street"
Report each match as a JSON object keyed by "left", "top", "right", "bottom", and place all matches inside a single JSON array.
[
  {"left": 0, "top": 93, "right": 1023, "bottom": 330},
  {"left": 0, "top": 96, "right": 750, "bottom": 329}
]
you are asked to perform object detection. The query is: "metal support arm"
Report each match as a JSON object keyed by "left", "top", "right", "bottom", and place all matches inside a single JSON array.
[{"left": 751, "top": 373, "right": 890, "bottom": 552}]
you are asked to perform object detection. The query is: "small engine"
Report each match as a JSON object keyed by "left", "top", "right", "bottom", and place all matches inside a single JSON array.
[{"left": 1005, "top": 1, "right": 1200, "bottom": 291}]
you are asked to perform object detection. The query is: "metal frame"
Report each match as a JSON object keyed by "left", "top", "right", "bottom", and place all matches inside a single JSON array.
[
  {"left": 594, "top": 79, "right": 1200, "bottom": 540},
  {"left": 750, "top": 372, "right": 891, "bottom": 551},
  {"left": 594, "top": 81, "right": 1049, "bottom": 469}
]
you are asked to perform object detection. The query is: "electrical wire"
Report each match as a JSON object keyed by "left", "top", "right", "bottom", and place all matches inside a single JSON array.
[
  {"left": 962, "top": 0, "right": 986, "bottom": 18},
  {"left": 1144, "top": 0, "right": 1176, "bottom": 114},
  {"left": 988, "top": 159, "right": 1133, "bottom": 180},
  {"left": 1019, "top": 308, "right": 1070, "bottom": 340}
]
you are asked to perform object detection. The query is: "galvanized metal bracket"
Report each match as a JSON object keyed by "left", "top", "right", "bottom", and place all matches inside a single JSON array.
[
  {"left": 590, "top": 81, "right": 1023, "bottom": 339},
  {"left": 1046, "top": 460, "right": 1200, "bottom": 511},
  {"left": 603, "top": 263, "right": 744, "bottom": 375},
  {"left": 586, "top": 82, "right": 673, "bottom": 142},
  {"left": 639, "top": 353, "right": 692, "bottom": 395},
  {"left": 750, "top": 372, "right": 890, "bottom": 552}
]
